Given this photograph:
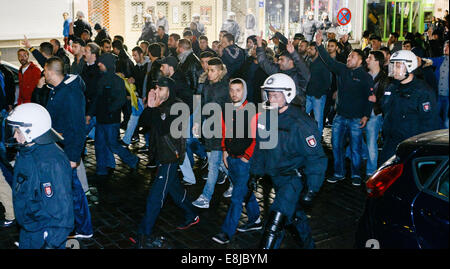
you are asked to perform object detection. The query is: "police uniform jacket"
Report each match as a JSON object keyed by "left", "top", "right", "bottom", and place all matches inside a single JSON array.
[
  {"left": 250, "top": 105, "right": 327, "bottom": 182},
  {"left": 381, "top": 77, "right": 440, "bottom": 142},
  {"left": 13, "top": 143, "right": 74, "bottom": 232},
  {"left": 46, "top": 74, "right": 86, "bottom": 163}
]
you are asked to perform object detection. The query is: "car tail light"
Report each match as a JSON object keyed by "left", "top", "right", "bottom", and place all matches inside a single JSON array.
[{"left": 366, "top": 162, "right": 404, "bottom": 198}]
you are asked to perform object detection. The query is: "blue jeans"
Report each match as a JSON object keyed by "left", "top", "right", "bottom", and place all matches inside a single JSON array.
[
  {"left": 221, "top": 157, "right": 260, "bottom": 239},
  {"left": 138, "top": 163, "right": 197, "bottom": 236},
  {"left": 86, "top": 116, "right": 96, "bottom": 140},
  {"left": 122, "top": 99, "right": 144, "bottom": 144},
  {"left": 363, "top": 113, "right": 383, "bottom": 176},
  {"left": 186, "top": 114, "right": 207, "bottom": 166},
  {"left": 95, "top": 123, "right": 138, "bottom": 175},
  {"left": 305, "top": 95, "right": 327, "bottom": 137},
  {"left": 179, "top": 152, "right": 196, "bottom": 184},
  {"left": 202, "top": 151, "right": 228, "bottom": 201},
  {"left": 332, "top": 115, "right": 364, "bottom": 179},
  {"left": 72, "top": 169, "right": 93, "bottom": 235},
  {"left": 437, "top": 95, "right": 449, "bottom": 129}
]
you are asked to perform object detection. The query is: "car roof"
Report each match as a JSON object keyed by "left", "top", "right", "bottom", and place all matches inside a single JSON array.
[
  {"left": 397, "top": 129, "right": 449, "bottom": 158},
  {"left": 0, "top": 60, "right": 20, "bottom": 72},
  {"left": 402, "top": 129, "right": 449, "bottom": 146}
]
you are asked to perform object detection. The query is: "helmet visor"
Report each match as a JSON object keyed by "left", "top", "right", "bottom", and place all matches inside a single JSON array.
[{"left": 388, "top": 61, "right": 407, "bottom": 79}]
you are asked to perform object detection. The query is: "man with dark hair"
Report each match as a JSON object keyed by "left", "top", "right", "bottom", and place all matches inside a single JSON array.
[
  {"left": 363, "top": 50, "right": 390, "bottom": 177},
  {"left": 158, "top": 56, "right": 197, "bottom": 186},
  {"left": 139, "top": 41, "right": 150, "bottom": 58},
  {"left": 44, "top": 56, "right": 94, "bottom": 239},
  {"left": 94, "top": 23, "right": 111, "bottom": 46},
  {"left": 387, "top": 32, "right": 402, "bottom": 53},
  {"left": 211, "top": 78, "right": 261, "bottom": 245},
  {"left": 220, "top": 33, "right": 245, "bottom": 78},
  {"left": 198, "top": 35, "right": 216, "bottom": 57},
  {"left": 21, "top": 37, "right": 54, "bottom": 107},
  {"left": 315, "top": 31, "right": 374, "bottom": 187},
  {"left": 16, "top": 48, "right": 41, "bottom": 105},
  {"left": 50, "top": 39, "right": 70, "bottom": 74},
  {"left": 119, "top": 46, "right": 148, "bottom": 146},
  {"left": 112, "top": 39, "right": 134, "bottom": 78},
  {"left": 402, "top": 40, "right": 414, "bottom": 51},
  {"left": 255, "top": 33, "right": 310, "bottom": 109},
  {"left": 82, "top": 42, "right": 102, "bottom": 144},
  {"left": 364, "top": 34, "right": 383, "bottom": 56},
  {"left": 136, "top": 77, "right": 199, "bottom": 249},
  {"left": 176, "top": 39, "right": 203, "bottom": 100},
  {"left": 71, "top": 39, "right": 86, "bottom": 75},
  {"left": 182, "top": 30, "right": 201, "bottom": 55},
  {"left": 81, "top": 29, "right": 93, "bottom": 44},
  {"left": 156, "top": 26, "right": 169, "bottom": 48},
  {"left": 168, "top": 33, "right": 180, "bottom": 57},
  {"left": 379, "top": 47, "right": 391, "bottom": 73},
  {"left": 100, "top": 39, "right": 112, "bottom": 54},
  {"left": 192, "top": 57, "right": 230, "bottom": 209}
]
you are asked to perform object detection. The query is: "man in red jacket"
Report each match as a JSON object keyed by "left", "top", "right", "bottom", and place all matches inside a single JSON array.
[
  {"left": 17, "top": 48, "right": 41, "bottom": 105},
  {"left": 212, "top": 78, "right": 261, "bottom": 245}
]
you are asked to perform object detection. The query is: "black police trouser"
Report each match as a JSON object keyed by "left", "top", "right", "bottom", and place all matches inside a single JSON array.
[
  {"left": 19, "top": 228, "right": 71, "bottom": 249},
  {"left": 261, "top": 173, "right": 314, "bottom": 249}
]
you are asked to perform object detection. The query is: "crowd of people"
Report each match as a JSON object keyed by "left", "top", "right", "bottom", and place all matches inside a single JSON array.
[{"left": 0, "top": 9, "right": 448, "bottom": 249}]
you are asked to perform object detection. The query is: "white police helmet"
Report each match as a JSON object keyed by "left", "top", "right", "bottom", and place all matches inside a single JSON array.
[
  {"left": 388, "top": 50, "right": 418, "bottom": 79},
  {"left": 6, "top": 103, "right": 63, "bottom": 145},
  {"left": 261, "top": 73, "right": 296, "bottom": 108}
]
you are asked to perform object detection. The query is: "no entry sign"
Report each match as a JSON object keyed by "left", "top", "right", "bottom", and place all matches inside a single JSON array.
[{"left": 337, "top": 8, "right": 351, "bottom": 26}]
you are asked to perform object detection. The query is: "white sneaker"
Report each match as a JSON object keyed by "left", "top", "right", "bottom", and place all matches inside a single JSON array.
[
  {"left": 223, "top": 186, "right": 233, "bottom": 198},
  {"left": 192, "top": 195, "right": 210, "bottom": 209}
]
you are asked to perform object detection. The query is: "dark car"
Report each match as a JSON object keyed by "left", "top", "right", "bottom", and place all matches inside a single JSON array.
[{"left": 356, "top": 129, "right": 449, "bottom": 249}]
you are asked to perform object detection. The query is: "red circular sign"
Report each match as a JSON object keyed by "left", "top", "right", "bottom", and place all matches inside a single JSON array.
[{"left": 337, "top": 8, "right": 352, "bottom": 26}]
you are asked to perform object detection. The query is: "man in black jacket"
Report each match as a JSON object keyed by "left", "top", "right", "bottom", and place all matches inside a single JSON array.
[
  {"left": 93, "top": 23, "right": 111, "bottom": 46},
  {"left": 363, "top": 50, "right": 390, "bottom": 177},
  {"left": 305, "top": 42, "right": 332, "bottom": 139},
  {"left": 176, "top": 39, "right": 203, "bottom": 98},
  {"left": 50, "top": 39, "right": 70, "bottom": 74},
  {"left": 220, "top": 33, "right": 245, "bottom": 78},
  {"left": 137, "top": 77, "right": 199, "bottom": 249},
  {"left": 255, "top": 33, "right": 310, "bottom": 109},
  {"left": 72, "top": 11, "right": 92, "bottom": 40},
  {"left": 88, "top": 53, "right": 139, "bottom": 178},
  {"left": 315, "top": 31, "right": 374, "bottom": 187},
  {"left": 81, "top": 42, "right": 102, "bottom": 142}
]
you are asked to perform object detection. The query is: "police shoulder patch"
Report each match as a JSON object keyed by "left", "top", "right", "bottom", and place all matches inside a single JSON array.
[
  {"left": 422, "top": 102, "right": 431, "bottom": 112},
  {"left": 42, "top": 182, "right": 53, "bottom": 198},
  {"left": 306, "top": 135, "right": 317, "bottom": 148}
]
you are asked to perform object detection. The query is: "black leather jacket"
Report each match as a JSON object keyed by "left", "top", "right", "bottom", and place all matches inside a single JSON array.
[{"left": 177, "top": 52, "right": 203, "bottom": 97}]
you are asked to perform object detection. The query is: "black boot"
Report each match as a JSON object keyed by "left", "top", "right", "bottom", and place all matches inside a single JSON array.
[{"left": 259, "top": 211, "right": 287, "bottom": 249}]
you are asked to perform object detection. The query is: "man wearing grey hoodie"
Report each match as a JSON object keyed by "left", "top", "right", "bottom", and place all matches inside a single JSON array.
[{"left": 212, "top": 78, "right": 261, "bottom": 245}]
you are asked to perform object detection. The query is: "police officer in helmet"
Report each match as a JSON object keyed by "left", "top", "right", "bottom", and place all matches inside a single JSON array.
[
  {"left": 6, "top": 103, "right": 74, "bottom": 249},
  {"left": 248, "top": 73, "right": 327, "bottom": 249},
  {"left": 380, "top": 50, "right": 439, "bottom": 164}
]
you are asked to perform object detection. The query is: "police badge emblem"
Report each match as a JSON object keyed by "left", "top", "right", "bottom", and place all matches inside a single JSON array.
[
  {"left": 161, "top": 113, "right": 166, "bottom": 120},
  {"left": 306, "top": 135, "right": 317, "bottom": 148},
  {"left": 43, "top": 182, "right": 53, "bottom": 197},
  {"left": 422, "top": 102, "right": 431, "bottom": 112}
]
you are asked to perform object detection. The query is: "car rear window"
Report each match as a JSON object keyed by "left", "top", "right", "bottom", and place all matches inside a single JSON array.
[{"left": 415, "top": 159, "right": 443, "bottom": 186}]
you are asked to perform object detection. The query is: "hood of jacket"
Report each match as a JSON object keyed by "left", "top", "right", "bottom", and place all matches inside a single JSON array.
[{"left": 230, "top": 78, "right": 247, "bottom": 108}]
